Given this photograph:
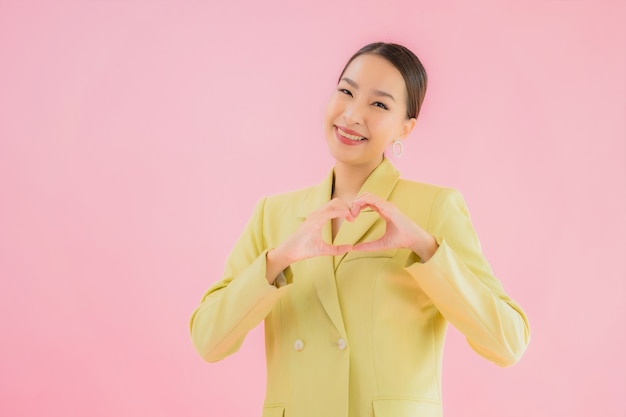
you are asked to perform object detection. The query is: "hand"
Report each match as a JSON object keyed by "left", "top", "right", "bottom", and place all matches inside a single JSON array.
[
  {"left": 266, "top": 199, "right": 355, "bottom": 283},
  {"left": 351, "top": 193, "right": 439, "bottom": 262}
]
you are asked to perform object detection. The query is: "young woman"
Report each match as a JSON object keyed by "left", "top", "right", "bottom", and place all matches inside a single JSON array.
[{"left": 190, "top": 42, "right": 530, "bottom": 417}]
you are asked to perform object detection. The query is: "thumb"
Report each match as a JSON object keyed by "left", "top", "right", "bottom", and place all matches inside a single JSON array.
[
  {"left": 329, "top": 243, "right": 353, "bottom": 255},
  {"left": 352, "top": 239, "right": 386, "bottom": 252}
]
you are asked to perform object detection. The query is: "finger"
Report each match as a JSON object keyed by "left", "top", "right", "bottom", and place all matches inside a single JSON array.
[
  {"left": 331, "top": 243, "right": 353, "bottom": 255},
  {"left": 352, "top": 201, "right": 392, "bottom": 222},
  {"left": 353, "top": 239, "right": 391, "bottom": 252},
  {"left": 325, "top": 198, "right": 352, "bottom": 211},
  {"left": 307, "top": 208, "right": 352, "bottom": 228},
  {"left": 319, "top": 243, "right": 353, "bottom": 256},
  {"left": 310, "top": 198, "right": 345, "bottom": 216},
  {"left": 353, "top": 194, "right": 402, "bottom": 221},
  {"left": 329, "top": 207, "right": 356, "bottom": 222},
  {"left": 320, "top": 207, "right": 354, "bottom": 221},
  {"left": 318, "top": 199, "right": 353, "bottom": 216},
  {"left": 352, "top": 193, "right": 387, "bottom": 212}
]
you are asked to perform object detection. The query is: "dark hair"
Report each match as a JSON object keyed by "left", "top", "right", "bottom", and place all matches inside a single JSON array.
[{"left": 338, "top": 42, "right": 428, "bottom": 119}]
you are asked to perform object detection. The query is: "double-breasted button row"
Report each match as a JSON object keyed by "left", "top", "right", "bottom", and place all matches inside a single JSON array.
[{"left": 292, "top": 338, "right": 348, "bottom": 351}]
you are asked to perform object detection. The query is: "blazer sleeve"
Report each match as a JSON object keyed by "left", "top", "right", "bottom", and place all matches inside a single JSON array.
[
  {"left": 189, "top": 197, "right": 290, "bottom": 363},
  {"left": 406, "top": 188, "right": 531, "bottom": 367}
]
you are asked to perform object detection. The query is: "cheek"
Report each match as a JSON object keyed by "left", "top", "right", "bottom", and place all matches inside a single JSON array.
[
  {"left": 325, "top": 94, "right": 345, "bottom": 122},
  {"left": 370, "top": 116, "right": 402, "bottom": 142},
  {"left": 324, "top": 99, "right": 339, "bottom": 136},
  {"left": 382, "top": 115, "right": 408, "bottom": 135},
  {"left": 323, "top": 101, "right": 334, "bottom": 124}
]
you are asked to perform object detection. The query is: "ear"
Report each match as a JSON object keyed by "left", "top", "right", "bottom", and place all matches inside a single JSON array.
[{"left": 398, "top": 117, "right": 417, "bottom": 140}]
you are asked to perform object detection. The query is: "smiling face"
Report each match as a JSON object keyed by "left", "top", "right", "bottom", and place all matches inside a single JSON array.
[{"left": 324, "top": 53, "right": 417, "bottom": 169}]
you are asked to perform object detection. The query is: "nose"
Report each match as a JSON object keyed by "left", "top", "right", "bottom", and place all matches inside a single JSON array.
[{"left": 342, "top": 99, "right": 365, "bottom": 125}]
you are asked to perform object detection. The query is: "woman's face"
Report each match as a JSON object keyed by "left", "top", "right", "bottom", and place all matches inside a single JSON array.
[{"left": 324, "top": 53, "right": 416, "bottom": 168}]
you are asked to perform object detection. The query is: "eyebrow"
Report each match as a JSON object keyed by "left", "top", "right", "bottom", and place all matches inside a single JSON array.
[{"left": 341, "top": 77, "right": 396, "bottom": 102}]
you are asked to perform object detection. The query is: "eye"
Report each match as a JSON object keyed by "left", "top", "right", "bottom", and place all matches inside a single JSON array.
[
  {"left": 373, "top": 102, "right": 389, "bottom": 110},
  {"left": 338, "top": 88, "right": 353, "bottom": 97}
]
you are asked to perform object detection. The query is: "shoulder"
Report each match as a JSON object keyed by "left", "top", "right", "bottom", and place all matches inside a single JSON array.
[
  {"left": 392, "top": 178, "right": 463, "bottom": 204},
  {"left": 255, "top": 184, "right": 319, "bottom": 218},
  {"left": 391, "top": 179, "right": 469, "bottom": 224}
]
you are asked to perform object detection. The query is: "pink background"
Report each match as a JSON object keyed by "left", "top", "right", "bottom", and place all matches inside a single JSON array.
[{"left": 1, "top": 1, "right": 624, "bottom": 416}]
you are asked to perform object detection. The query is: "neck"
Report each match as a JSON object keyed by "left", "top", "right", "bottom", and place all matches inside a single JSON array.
[{"left": 332, "top": 157, "right": 383, "bottom": 201}]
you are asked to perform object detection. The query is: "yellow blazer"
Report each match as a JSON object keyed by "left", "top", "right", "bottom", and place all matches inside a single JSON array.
[{"left": 190, "top": 158, "right": 530, "bottom": 417}]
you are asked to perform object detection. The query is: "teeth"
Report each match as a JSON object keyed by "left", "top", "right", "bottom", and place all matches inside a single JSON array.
[{"left": 338, "top": 129, "right": 365, "bottom": 141}]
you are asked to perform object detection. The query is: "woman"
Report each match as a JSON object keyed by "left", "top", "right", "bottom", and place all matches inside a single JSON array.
[{"left": 190, "top": 42, "right": 530, "bottom": 417}]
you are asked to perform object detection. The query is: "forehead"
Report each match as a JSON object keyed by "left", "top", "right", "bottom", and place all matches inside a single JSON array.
[{"left": 341, "top": 54, "right": 407, "bottom": 97}]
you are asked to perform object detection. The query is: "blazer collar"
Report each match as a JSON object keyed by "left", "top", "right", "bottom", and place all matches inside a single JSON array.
[
  {"left": 331, "top": 157, "right": 400, "bottom": 255},
  {"left": 294, "top": 158, "right": 400, "bottom": 337},
  {"left": 296, "top": 157, "right": 401, "bottom": 221}
]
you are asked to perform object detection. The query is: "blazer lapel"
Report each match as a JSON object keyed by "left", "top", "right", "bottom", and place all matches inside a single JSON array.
[
  {"left": 333, "top": 158, "right": 400, "bottom": 268},
  {"left": 295, "top": 169, "right": 347, "bottom": 337},
  {"left": 293, "top": 158, "right": 401, "bottom": 336}
]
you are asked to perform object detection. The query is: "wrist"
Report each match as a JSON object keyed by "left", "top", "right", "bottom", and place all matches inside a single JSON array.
[
  {"left": 269, "top": 245, "right": 293, "bottom": 269},
  {"left": 410, "top": 231, "right": 439, "bottom": 263},
  {"left": 265, "top": 247, "right": 292, "bottom": 285}
]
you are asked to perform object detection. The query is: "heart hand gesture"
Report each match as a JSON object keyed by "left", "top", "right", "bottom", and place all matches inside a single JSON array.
[{"left": 266, "top": 194, "right": 438, "bottom": 284}]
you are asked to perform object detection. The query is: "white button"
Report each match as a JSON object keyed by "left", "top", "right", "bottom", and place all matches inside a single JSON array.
[
  {"left": 294, "top": 339, "right": 304, "bottom": 351},
  {"left": 337, "top": 338, "right": 347, "bottom": 350}
]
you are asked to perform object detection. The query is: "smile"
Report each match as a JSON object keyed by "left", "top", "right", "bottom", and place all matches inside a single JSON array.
[{"left": 336, "top": 126, "right": 366, "bottom": 142}]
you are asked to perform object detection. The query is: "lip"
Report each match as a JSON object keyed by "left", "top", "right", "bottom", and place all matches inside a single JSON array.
[
  {"left": 336, "top": 126, "right": 364, "bottom": 137},
  {"left": 334, "top": 126, "right": 367, "bottom": 146}
]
